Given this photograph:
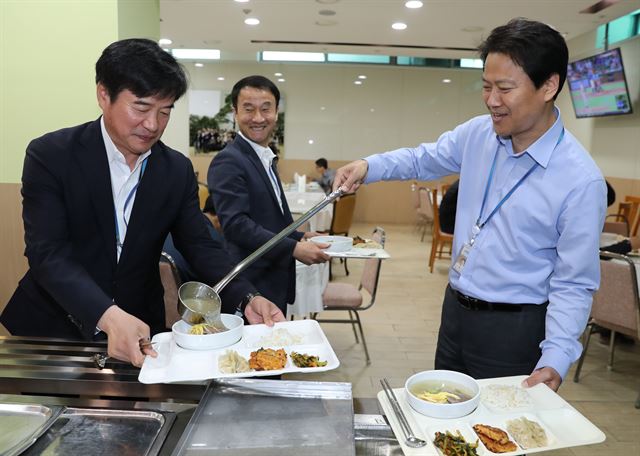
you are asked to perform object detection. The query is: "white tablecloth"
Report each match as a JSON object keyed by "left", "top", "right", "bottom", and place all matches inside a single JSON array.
[
  {"left": 284, "top": 191, "right": 333, "bottom": 232},
  {"left": 287, "top": 261, "right": 329, "bottom": 318}
]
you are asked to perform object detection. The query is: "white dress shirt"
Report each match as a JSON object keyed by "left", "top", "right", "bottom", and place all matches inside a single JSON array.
[
  {"left": 238, "top": 131, "right": 283, "bottom": 213},
  {"left": 100, "top": 117, "right": 151, "bottom": 262}
]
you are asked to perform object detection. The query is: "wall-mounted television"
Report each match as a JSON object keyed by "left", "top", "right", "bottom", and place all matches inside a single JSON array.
[{"left": 567, "top": 48, "right": 633, "bottom": 118}]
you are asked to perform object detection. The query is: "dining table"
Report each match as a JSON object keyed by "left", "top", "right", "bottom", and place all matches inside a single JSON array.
[
  {"left": 284, "top": 184, "right": 333, "bottom": 232},
  {"left": 287, "top": 260, "right": 330, "bottom": 318}
]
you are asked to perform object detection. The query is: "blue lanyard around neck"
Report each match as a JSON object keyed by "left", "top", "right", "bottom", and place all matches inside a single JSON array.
[
  {"left": 476, "top": 129, "right": 564, "bottom": 231},
  {"left": 115, "top": 157, "right": 149, "bottom": 247}
]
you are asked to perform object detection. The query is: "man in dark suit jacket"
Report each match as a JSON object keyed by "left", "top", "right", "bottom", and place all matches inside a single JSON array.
[
  {"left": 208, "top": 76, "right": 329, "bottom": 314},
  {"left": 1, "top": 40, "right": 284, "bottom": 367}
]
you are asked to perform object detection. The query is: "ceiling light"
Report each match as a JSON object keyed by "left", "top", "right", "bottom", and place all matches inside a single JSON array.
[
  {"left": 194, "top": 63, "right": 204, "bottom": 68},
  {"left": 274, "top": 72, "right": 283, "bottom": 76},
  {"left": 460, "top": 58, "right": 483, "bottom": 68},
  {"left": 354, "top": 80, "right": 363, "bottom": 85},
  {"left": 320, "top": 106, "right": 326, "bottom": 110},
  {"left": 308, "top": 139, "right": 314, "bottom": 144},
  {"left": 318, "top": 9, "right": 336, "bottom": 16},
  {"left": 217, "top": 76, "right": 225, "bottom": 81},
  {"left": 262, "top": 51, "right": 325, "bottom": 62},
  {"left": 358, "top": 75, "right": 367, "bottom": 79},
  {"left": 405, "top": 1, "right": 423, "bottom": 8},
  {"left": 158, "top": 38, "right": 173, "bottom": 46},
  {"left": 171, "top": 49, "right": 220, "bottom": 60},
  {"left": 370, "top": 108, "right": 375, "bottom": 112},
  {"left": 442, "top": 78, "right": 452, "bottom": 83},
  {"left": 244, "top": 17, "right": 260, "bottom": 25},
  {"left": 392, "top": 22, "right": 407, "bottom": 30},
  {"left": 234, "top": 0, "right": 250, "bottom": 3},
  {"left": 277, "top": 78, "right": 286, "bottom": 82}
]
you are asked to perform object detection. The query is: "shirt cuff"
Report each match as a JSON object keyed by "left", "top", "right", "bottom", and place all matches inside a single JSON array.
[
  {"left": 534, "top": 348, "right": 572, "bottom": 380},
  {"left": 362, "top": 155, "right": 383, "bottom": 183}
]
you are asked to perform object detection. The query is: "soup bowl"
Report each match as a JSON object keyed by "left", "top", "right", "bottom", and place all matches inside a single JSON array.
[
  {"left": 310, "top": 235, "right": 353, "bottom": 252},
  {"left": 172, "top": 314, "right": 244, "bottom": 350},
  {"left": 405, "top": 370, "right": 480, "bottom": 418}
]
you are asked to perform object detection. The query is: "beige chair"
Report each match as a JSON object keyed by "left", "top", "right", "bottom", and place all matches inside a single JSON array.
[
  {"left": 428, "top": 188, "right": 454, "bottom": 273},
  {"left": 160, "top": 251, "right": 183, "bottom": 329},
  {"left": 603, "top": 201, "right": 632, "bottom": 236},
  {"left": 198, "top": 182, "right": 210, "bottom": 211},
  {"left": 573, "top": 252, "right": 640, "bottom": 408},
  {"left": 416, "top": 187, "right": 434, "bottom": 242},
  {"left": 313, "top": 227, "right": 385, "bottom": 365},
  {"left": 623, "top": 196, "right": 640, "bottom": 236},
  {"left": 327, "top": 193, "right": 357, "bottom": 278}
]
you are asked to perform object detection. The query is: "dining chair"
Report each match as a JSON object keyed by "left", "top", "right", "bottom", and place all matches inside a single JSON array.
[
  {"left": 603, "top": 201, "right": 632, "bottom": 236},
  {"left": 428, "top": 188, "right": 454, "bottom": 273},
  {"left": 573, "top": 252, "right": 640, "bottom": 408},
  {"left": 623, "top": 196, "right": 640, "bottom": 236},
  {"left": 198, "top": 182, "right": 210, "bottom": 211},
  {"left": 416, "top": 187, "right": 434, "bottom": 242},
  {"left": 327, "top": 193, "right": 357, "bottom": 278},
  {"left": 312, "top": 227, "right": 386, "bottom": 365},
  {"left": 160, "top": 251, "right": 183, "bottom": 329}
]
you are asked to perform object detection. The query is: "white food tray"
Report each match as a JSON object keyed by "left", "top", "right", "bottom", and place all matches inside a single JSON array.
[
  {"left": 327, "top": 248, "right": 390, "bottom": 259},
  {"left": 138, "top": 320, "right": 339, "bottom": 384},
  {"left": 377, "top": 375, "right": 605, "bottom": 456}
]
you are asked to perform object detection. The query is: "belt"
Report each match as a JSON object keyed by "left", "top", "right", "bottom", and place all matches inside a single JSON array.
[{"left": 454, "top": 290, "right": 529, "bottom": 312}]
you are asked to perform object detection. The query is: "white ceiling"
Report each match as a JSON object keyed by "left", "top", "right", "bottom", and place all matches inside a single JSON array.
[{"left": 160, "top": 0, "right": 640, "bottom": 61}]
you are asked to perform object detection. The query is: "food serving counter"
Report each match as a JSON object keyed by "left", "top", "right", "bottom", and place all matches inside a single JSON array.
[{"left": 0, "top": 336, "right": 400, "bottom": 455}]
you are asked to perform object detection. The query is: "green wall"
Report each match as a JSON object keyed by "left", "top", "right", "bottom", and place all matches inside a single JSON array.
[{"left": 0, "top": 0, "right": 159, "bottom": 184}]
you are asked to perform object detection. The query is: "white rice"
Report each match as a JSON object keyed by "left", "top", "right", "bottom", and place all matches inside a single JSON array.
[
  {"left": 258, "top": 328, "right": 304, "bottom": 346},
  {"left": 481, "top": 384, "right": 533, "bottom": 410}
]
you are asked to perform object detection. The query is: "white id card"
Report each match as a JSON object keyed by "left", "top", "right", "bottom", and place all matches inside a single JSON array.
[{"left": 452, "top": 242, "right": 472, "bottom": 274}]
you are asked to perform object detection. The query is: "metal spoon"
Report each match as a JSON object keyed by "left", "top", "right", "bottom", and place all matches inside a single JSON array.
[{"left": 380, "top": 378, "right": 427, "bottom": 448}]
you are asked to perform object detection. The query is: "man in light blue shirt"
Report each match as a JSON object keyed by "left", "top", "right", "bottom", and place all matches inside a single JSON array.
[{"left": 335, "top": 19, "right": 606, "bottom": 391}]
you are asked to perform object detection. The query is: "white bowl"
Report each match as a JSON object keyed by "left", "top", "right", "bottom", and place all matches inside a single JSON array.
[
  {"left": 405, "top": 370, "right": 480, "bottom": 418},
  {"left": 310, "top": 235, "right": 353, "bottom": 252},
  {"left": 172, "top": 314, "right": 244, "bottom": 350}
]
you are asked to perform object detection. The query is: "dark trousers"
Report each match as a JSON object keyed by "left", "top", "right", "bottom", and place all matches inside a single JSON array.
[{"left": 435, "top": 285, "right": 547, "bottom": 379}]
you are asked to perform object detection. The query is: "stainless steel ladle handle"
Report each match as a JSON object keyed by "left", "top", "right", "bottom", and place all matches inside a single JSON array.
[{"left": 212, "top": 186, "right": 345, "bottom": 294}]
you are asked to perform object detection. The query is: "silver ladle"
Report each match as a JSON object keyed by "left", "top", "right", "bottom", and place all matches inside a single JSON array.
[{"left": 177, "top": 186, "right": 347, "bottom": 331}]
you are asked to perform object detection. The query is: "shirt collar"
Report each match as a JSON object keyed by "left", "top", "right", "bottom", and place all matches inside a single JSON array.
[
  {"left": 238, "top": 131, "right": 275, "bottom": 163},
  {"left": 100, "top": 116, "right": 151, "bottom": 168},
  {"left": 496, "top": 107, "right": 564, "bottom": 169}
]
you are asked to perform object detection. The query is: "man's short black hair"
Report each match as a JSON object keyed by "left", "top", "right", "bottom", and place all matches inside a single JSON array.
[
  {"left": 478, "top": 18, "right": 568, "bottom": 100},
  {"left": 95, "top": 38, "right": 188, "bottom": 102},
  {"left": 315, "top": 158, "right": 328, "bottom": 169},
  {"left": 231, "top": 75, "right": 280, "bottom": 109}
]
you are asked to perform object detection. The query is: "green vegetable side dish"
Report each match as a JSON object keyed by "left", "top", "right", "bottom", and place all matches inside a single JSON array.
[
  {"left": 433, "top": 430, "right": 480, "bottom": 456},
  {"left": 290, "top": 352, "right": 328, "bottom": 368}
]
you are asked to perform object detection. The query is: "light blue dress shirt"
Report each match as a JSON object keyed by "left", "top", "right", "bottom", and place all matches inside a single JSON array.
[{"left": 365, "top": 109, "right": 606, "bottom": 379}]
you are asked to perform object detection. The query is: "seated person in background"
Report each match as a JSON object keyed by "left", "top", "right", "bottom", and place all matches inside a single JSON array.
[
  {"left": 314, "top": 158, "right": 336, "bottom": 193},
  {"left": 439, "top": 179, "right": 459, "bottom": 235},
  {"left": 601, "top": 236, "right": 640, "bottom": 255}
]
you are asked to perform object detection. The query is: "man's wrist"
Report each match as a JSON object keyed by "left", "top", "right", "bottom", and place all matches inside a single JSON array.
[{"left": 235, "top": 292, "right": 262, "bottom": 316}]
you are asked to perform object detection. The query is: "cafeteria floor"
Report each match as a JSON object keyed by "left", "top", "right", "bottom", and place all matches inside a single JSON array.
[{"left": 284, "top": 222, "right": 640, "bottom": 456}]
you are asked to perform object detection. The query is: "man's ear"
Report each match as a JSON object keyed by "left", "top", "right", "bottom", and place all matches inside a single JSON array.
[
  {"left": 543, "top": 74, "right": 560, "bottom": 101},
  {"left": 96, "top": 83, "right": 110, "bottom": 109}
]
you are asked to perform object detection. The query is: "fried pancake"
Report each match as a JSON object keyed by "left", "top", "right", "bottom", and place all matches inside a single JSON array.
[
  {"left": 473, "top": 424, "right": 517, "bottom": 453},
  {"left": 249, "top": 348, "right": 287, "bottom": 371}
]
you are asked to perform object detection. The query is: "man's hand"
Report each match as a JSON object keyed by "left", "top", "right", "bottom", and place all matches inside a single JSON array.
[
  {"left": 293, "top": 240, "right": 330, "bottom": 265},
  {"left": 97, "top": 305, "right": 157, "bottom": 367},
  {"left": 244, "top": 296, "right": 286, "bottom": 326},
  {"left": 522, "top": 366, "right": 562, "bottom": 392},
  {"left": 333, "top": 159, "right": 369, "bottom": 193},
  {"left": 302, "top": 231, "right": 322, "bottom": 239}
]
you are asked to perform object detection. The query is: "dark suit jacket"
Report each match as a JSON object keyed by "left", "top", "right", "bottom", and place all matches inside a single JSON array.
[
  {"left": 1, "top": 119, "right": 252, "bottom": 340},
  {"left": 208, "top": 136, "right": 303, "bottom": 311}
]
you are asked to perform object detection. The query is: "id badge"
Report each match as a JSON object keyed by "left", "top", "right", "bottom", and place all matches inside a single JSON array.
[{"left": 452, "top": 242, "right": 473, "bottom": 274}]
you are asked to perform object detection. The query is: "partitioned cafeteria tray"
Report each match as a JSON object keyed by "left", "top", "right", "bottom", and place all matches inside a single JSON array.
[
  {"left": 377, "top": 375, "right": 606, "bottom": 456},
  {"left": 172, "top": 378, "right": 355, "bottom": 456},
  {"left": 139, "top": 320, "right": 339, "bottom": 384},
  {"left": 0, "top": 403, "right": 63, "bottom": 456},
  {"left": 21, "top": 407, "right": 175, "bottom": 456}
]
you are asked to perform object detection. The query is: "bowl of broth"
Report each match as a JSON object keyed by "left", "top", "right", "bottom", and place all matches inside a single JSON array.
[
  {"left": 172, "top": 314, "right": 244, "bottom": 350},
  {"left": 405, "top": 370, "right": 480, "bottom": 418},
  {"left": 310, "top": 235, "right": 353, "bottom": 252}
]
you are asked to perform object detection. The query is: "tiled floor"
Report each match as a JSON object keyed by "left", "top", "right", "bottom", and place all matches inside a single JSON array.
[{"left": 284, "top": 222, "right": 640, "bottom": 455}]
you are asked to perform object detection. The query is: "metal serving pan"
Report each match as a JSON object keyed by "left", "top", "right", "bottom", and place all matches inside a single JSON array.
[
  {"left": 0, "top": 403, "right": 64, "bottom": 456},
  {"left": 21, "top": 407, "right": 175, "bottom": 456}
]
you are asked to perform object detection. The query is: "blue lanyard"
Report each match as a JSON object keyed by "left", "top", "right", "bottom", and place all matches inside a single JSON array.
[
  {"left": 115, "top": 157, "right": 148, "bottom": 247},
  {"left": 476, "top": 129, "right": 565, "bottom": 232}
]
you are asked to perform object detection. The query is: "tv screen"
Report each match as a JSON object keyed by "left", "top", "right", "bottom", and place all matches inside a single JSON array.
[{"left": 567, "top": 48, "right": 633, "bottom": 118}]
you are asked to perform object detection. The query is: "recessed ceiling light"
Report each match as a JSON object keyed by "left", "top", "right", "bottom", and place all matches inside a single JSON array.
[
  {"left": 194, "top": 63, "right": 204, "bottom": 68},
  {"left": 159, "top": 38, "right": 173, "bottom": 46},
  {"left": 405, "top": 1, "right": 423, "bottom": 8},
  {"left": 370, "top": 108, "right": 375, "bottom": 112},
  {"left": 171, "top": 49, "right": 220, "bottom": 60},
  {"left": 274, "top": 72, "right": 283, "bottom": 76},
  {"left": 354, "top": 80, "right": 363, "bottom": 85},
  {"left": 308, "top": 139, "right": 314, "bottom": 144},
  {"left": 234, "top": 0, "right": 250, "bottom": 3},
  {"left": 244, "top": 17, "right": 260, "bottom": 25},
  {"left": 316, "top": 0, "right": 339, "bottom": 4},
  {"left": 358, "top": 75, "right": 367, "bottom": 79},
  {"left": 217, "top": 76, "right": 225, "bottom": 81},
  {"left": 442, "top": 78, "right": 452, "bottom": 83},
  {"left": 277, "top": 78, "right": 286, "bottom": 82},
  {"left": 392, "top": 22, "right": 407, "bottom": 30},
  {"left": 320, "top": 106, "right": 326, "bottom": 110}
]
